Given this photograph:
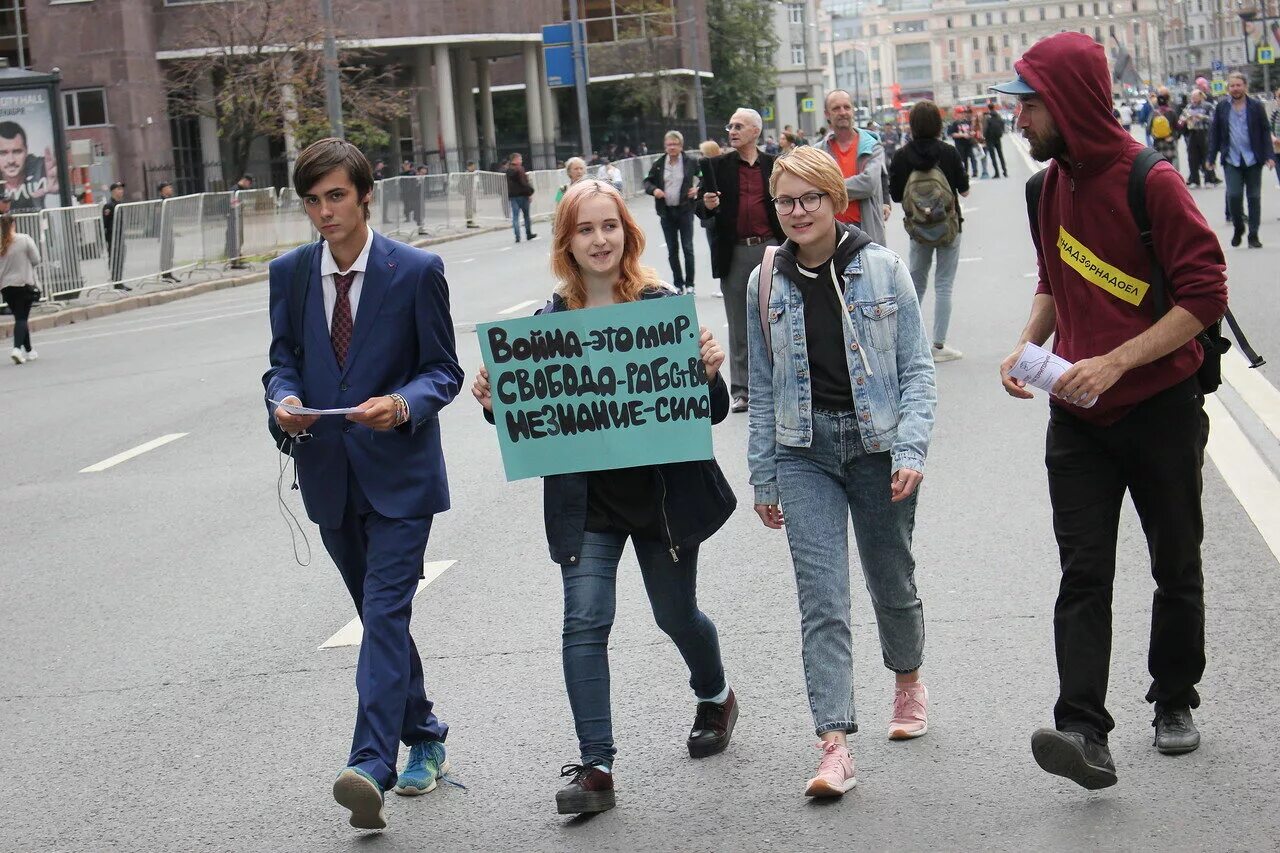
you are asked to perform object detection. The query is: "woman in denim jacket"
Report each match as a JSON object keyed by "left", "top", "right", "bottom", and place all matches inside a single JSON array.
[
  {"left": 745, "top": 147, "right": 937, "bottom": 798},
  {"left": 472, "top": 179, "right": 738, "bottom": 816}
]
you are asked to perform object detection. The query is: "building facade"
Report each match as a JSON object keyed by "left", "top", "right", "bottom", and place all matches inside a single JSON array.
[
  {"left": 14, "top": 0, "right": 710, "bottom": 199},
  {"left": 770, "top": 0, "right": 827, "bottom": 136},
  {"left": 1166, "top": 0, "right": 1278, "bottom": 84}
]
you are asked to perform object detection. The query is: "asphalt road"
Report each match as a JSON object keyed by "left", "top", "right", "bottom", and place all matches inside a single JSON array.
[{"left": 2, "top": 144, "right": 1279, "bottom": 852}]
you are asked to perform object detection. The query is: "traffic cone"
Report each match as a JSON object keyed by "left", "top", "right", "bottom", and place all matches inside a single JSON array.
[{"left": 82, "top": 182, "right": 94, "bottom": 204}]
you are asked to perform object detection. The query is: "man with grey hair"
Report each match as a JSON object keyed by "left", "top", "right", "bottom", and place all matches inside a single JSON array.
[
  {"left": 644, "top": 129, "right": 701, "bottom": 294},
  {"left": 817, "top": 89, "right": 891, "bottom": 246},
  {"left": 697, "top": 108, "right": 785, "bottom": 411}
]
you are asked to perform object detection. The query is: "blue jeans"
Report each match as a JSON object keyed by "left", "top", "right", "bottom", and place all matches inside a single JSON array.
[
  {"left": 1223, "top": 161, "right": 1263, "bottom": 237},
  {"left": 511, "top": 195, "right": 533, "bottom": 239},
  {"left": 658, "top": 206, "right": 695, "bottom": 291},
  {"left": 561, "top": 531, "right": 726, "bottom": 767},
  {"left": 777, "top": 411, "right": 925, "bottom": 735},
  {"left": 907, "top": 236, "right": 961, "bottom": 347}
]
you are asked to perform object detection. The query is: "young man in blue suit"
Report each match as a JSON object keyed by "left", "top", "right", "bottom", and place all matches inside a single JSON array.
[{"left": 263, "top": 138, "right": 464, "bottom": 830}]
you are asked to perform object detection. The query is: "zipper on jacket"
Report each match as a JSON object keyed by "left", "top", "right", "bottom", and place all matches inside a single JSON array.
[{"left": 656, "top": 469, "right": 679, "bottom": 562}]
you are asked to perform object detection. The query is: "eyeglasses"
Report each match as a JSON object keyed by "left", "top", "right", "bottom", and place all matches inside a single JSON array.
[
  {"left": 724, "top": 123, "right": 752, "bottom": 132},
  {"left": 772, "top": 192, "right": 827, "bottom": 215}
]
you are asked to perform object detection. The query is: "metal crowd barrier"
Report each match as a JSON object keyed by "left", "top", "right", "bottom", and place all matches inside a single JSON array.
[{"left": 11, "top": 154, "right": 665, "bottom": 304}]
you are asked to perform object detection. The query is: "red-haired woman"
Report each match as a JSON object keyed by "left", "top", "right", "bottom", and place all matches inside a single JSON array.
[{"left": 472, "top": 179, "right": 738, "bottom": 815}]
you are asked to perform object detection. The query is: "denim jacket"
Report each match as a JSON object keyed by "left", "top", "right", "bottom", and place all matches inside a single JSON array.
[{"left": 746, "top": 236, "right": 937, "bottom": 506}]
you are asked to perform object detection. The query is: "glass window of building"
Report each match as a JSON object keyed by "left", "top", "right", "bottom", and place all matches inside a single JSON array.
[
  {"left": 63, "top": 89, "right": 108, "bottom": 128},
  {"left": 791, "top": 44, "right": 805, "bottom": 65},
  {"left": 1002, "top": 33, "right": 1010, "bottom": 47},
  {"left": 0, "top": 0, "right": 31, "bottom": 68},
  {"left": 787, "top": 2, "right": 803, "bottom": 25}
]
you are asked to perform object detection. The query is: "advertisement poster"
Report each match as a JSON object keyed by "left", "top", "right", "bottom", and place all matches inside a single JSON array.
[{"left": 0, "top": 86, "right": 60, "bottom": 212}]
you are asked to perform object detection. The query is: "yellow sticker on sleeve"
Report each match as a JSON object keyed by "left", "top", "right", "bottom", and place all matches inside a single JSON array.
[{"left": 1056, "top": 226, "right": 1150, "bottom": 307}]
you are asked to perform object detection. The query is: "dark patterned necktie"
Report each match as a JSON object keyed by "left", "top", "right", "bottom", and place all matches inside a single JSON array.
[{"left": 331, "top": 271, "right": 355, "bottom": 368}]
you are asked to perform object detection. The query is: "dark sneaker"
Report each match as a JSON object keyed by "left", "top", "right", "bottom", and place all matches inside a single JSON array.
[
  {"left": 333, "top": 767, "right": 387, "bottom": 830},
  {"left": 1248, "top": 236, "right": 1263, "bottom": 249},
  {"left": 688, "top": 689, "right": 738, "bottom": 758},
  {"left": 556, "top": 763, "right": 616, "bottom": 814},
  {"left": 730, "top": 396, "right": 748, "bottom": 413},
  {"left": 1030, "top": 728, "right": 1118, "bottom": 790},
  {"left": 1153, "top": 706, "right": 1201, "bottom": 755},
  {"left": 527, "top": 233, "right": 538, "bottom": 241},
  {"left": 1231, "top": 228, "right": 1245, "bottom": 247}
]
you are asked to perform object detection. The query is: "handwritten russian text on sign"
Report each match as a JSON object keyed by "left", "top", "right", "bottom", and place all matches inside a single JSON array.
[{"left": 478, "top": 296, "right": 713, "bottom": 481}]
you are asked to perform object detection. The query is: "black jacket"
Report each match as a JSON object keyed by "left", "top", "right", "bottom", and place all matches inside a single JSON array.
[
  {"left": 984, "top": 111, "right": 1005, "bottom": 140},
  {"left": 506, "top": 165, "right": 534, "bottom": 198},
  {"left": 694, "top": 149, "right": 786, "bottom": 279},
  {"left": 643, "top": 152, "right": 700, "bottom": 217},
  {"left": 486, "top": 288, "right": 736, "bottom": 565},
  {"left": 888, "top": 138, "right": 970, "bottom": 231}
]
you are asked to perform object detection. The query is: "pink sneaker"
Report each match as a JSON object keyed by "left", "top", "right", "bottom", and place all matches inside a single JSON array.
[
  {"left": 804, "top": 740, "right": 857, "bottom": 797},
  {"left": 889, "top": 682, "right": 928, "bottom": 740}
]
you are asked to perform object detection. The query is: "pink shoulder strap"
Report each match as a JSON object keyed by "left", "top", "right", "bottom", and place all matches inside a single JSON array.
[{"left": 758, "top": 245, "right": 779, "bottom": 361}]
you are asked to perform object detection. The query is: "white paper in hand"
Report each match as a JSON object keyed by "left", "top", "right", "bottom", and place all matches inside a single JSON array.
[
  {"left": 270, "top": 399, "right": 368, "bottom": 416},
  {"left": 1008, "top": 342, "right": 1097, "bottom": 408}
]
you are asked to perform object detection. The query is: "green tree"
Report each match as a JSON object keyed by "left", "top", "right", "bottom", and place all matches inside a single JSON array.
[{"left": 705, "top": 0, "right": 780, "bottom": 123}]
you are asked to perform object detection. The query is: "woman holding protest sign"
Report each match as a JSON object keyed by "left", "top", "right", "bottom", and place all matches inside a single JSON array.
[
  {"left": 745, "top": 147, "right": 937, "bottom": 798},
  {"left": 471, "top": 178, "right": 738, "bottom": 816}
]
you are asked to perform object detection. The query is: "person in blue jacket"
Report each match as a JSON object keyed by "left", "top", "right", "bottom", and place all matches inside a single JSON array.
[
  {"left": 472, "top": 178, "right": 738, "bottom": 817},
  {"left": 1208, "top": 72, "right": 1278, "bottom": 248},
  {"left": 264, "top": 138, "right": 464, "bottom": 831}
]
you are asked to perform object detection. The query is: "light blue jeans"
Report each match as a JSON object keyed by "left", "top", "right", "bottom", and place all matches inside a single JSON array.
[
  {"left": 777, "top": 410, "right": 925, "bottom": 735},
  {"left": 907, "top": 237, "right": 961, "bottom": 347}
]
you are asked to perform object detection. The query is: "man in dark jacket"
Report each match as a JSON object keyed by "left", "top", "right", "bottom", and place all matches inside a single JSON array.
[
  {"left": 994, "top": 32, "right": 1228, "bottom": 790},
  {"left": 505, "top": 152, "right": 537, "bottom": 243},
  {"left": 696, "top": 108, "right": 785, "bottom": 411},
  {"left": 644, "top": 130, "right": 700, "bottom": 294},
  {"left": 102, "top": 180, "right": 130, "bottom": 290},
  {"left": 1208, "top": 72, "right": 1277, "bottom": 248},
  {"left": 983, "top": 100, "right": 1008, "bottom": 178}
]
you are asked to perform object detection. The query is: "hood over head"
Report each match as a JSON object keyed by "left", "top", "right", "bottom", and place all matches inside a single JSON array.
[{"left": 1012, "top": 32, "right": 1135, "bottom": 175}]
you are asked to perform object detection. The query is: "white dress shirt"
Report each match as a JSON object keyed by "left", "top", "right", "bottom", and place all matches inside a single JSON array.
[{"left": 321, "top": 226, "right": 375, "bottom": 328}]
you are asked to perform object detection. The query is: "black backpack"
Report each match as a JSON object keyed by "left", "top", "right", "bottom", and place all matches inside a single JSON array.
[{"left": 1026, "top": 148, "right": 1263, "bottom": 393}]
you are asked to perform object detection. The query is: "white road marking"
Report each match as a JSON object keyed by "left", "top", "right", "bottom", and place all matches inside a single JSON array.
[
  {"left": 35, "top": 299, "right": 267, "bottom": 341},
  {"left": 320, "top": 560, "right": 457, "bottom": 649},
  {"left": 959, "top": 257, "right": 984, "bottom": 263},
  {"left": 499, "top": 246, "right": 513, "bottom": 252},
  {"left": 1222, "top": 348, "right": 1280, "bottom": 443},
  {"left": 960, "top": 207, "right": 980, "bottom": 213},
  {"left": 80, "top": 433, "right": 188, "bottom": 473},
  {"left": 35, "top": 308, "right": 266, "bottom": 347},
  {"left": 455, "top": 258, "right": 476, "bottom": 264},
  {"left": 498, "top": 299, "right": 540, "bottom": 315},
  {"left": 1023, "top": 272, "right": 1039, "bottom": 278},
  {"left": 1011, "top": 134, "right": 1047, "bottom": 175},
  {"left": 1204, "top": 397, "right": 1280, "bottom": 564}
]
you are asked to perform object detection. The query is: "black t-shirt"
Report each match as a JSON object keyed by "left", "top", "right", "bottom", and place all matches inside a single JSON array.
[
  {"left": 794, "top": 260, "right": 855, "bottom": 412},
  {"left": 947, "top": 120, "right": 974, "bottom": 148},
  {"left": 586, "top": 466, "right": 661, "bottom": 538}
]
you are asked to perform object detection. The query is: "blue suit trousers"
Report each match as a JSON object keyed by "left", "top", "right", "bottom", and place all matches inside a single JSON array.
[{"left": 319, "top": 468, "right": 447, "bottom": 790}]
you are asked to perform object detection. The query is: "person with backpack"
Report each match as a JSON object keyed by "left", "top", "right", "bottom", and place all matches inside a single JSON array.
[
  {"left": 889, "top": 100, "right": 971, "bottom": 363},
  {"left": 1147, "top": 88, "right": 1180, "bottom": 170},
  {"left": 983, "top": 100, "right": 1009, "bottom": 178},
  {"left": 992, "top": 33, "right": 1228, "bottom": 792},
  {"left": 745, "top": 145, "right": 936, "bottom": 799}
]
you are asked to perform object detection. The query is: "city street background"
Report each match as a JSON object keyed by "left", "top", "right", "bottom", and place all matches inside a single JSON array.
[{"left": 2, "top": 137, "right": 1279, "bottom": 851}]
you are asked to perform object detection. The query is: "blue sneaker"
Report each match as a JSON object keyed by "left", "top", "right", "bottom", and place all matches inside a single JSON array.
[
  {"left": 394, "top": 741, "right": 449, "bottom": 796},
  {"left": 333, "top": 767, "right": 386, "bottom": 830}
]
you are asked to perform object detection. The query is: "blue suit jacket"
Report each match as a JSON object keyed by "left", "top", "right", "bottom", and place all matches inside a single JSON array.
[
  {"left": 262, "top": 231, "right": 464, "bottom": 528},
  {"left": 1208, "top": 97, "right": 1277, "bottom": 168}
]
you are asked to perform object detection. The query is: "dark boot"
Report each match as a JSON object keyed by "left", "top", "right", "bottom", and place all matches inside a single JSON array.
[
  {"left": 555, "top": 763, "right": 615, "bottom": 815},
  {"left": 1031, "top": 728, "right": 1118, "bottom": 790},
  {"left": 687, "top": 689, "right": 738, "bottom": 758},
  {"left": 1153, "top": 706, "right": 1201, "bottom": 755}
]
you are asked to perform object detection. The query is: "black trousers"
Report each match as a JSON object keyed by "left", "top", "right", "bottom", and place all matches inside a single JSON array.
[
  {"left": 1045, "top": 378, "right": 1208, "bottom": 743},
  {"left": 985, "top": 139, "right": 1008, "bottom": 176},
  {"left": 1185, "top": 130, "right": 1210, "bottom": 184},
  {"left": 2, "top": 285, "right": 34, "bottom": 351}
]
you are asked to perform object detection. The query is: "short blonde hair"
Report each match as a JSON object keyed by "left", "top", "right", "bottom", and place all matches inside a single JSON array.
[
  {"left": 699, "top": 140, "right": 721, "bottom": 158},
  {"left": 769, "top": 146, "right": 849, "bottom": 213},
  {"left": 664, "top": 130, "right": 684, "bottom": 145}
]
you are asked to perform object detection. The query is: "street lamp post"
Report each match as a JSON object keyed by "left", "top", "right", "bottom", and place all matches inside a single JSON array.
[{"left": 319, "top": 0, "right": 344, "bottom": 138}]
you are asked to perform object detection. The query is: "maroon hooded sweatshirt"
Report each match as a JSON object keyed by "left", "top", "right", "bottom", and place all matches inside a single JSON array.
[{"left": 1019, "top": 33, "right": 1227, "bottom": 426}]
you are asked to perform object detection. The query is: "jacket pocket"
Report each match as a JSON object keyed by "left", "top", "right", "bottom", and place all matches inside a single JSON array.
[{"left": 856, "top": 297, "right": 899, "bottom": 352}]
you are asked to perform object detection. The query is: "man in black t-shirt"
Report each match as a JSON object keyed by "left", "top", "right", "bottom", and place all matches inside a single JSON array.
[{"left": 946, "top": 107, "right": 980, "bottom": 177}]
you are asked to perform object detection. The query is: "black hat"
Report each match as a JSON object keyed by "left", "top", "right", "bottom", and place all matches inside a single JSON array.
[{"left": 109, "top": 181, "right": 126, "bottom": 190}]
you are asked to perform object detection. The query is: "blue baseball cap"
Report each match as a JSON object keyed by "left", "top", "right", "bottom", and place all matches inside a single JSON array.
[{"left": 989, "top": 74, "right": 1036, "bottom": 95}]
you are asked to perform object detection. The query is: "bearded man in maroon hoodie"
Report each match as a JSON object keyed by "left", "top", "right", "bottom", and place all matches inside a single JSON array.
[{"left": 994, "top": 32, "right": 1228, "bottom": 791}]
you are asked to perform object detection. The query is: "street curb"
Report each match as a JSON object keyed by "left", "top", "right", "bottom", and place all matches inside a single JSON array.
[{"left": 0, "top": 222, "right": 515, "bottom": 341}]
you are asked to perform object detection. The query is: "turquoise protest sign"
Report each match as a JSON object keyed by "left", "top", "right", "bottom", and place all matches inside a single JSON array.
[{"left": 478, "top": 295, "right": 713, "bottom": 481}]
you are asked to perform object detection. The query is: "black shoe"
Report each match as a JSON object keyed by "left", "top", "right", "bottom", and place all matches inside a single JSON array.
[
  {"left": 688, "top": 689, "right": 738, "bottom": 758},
  {"left": 527, "top": 233, "right": 538, "bottom": 241},
  {"left": 229, "top": 263, "right": 249, "bottom": 270},
  {"left": 1248, "top": 235, "right": 1263, "bottom": 249},
  {"left": 1153, "top": 706, "right": 1201, "bottom": 755},
  {"left": 161, "top": 273, "right": 180, "bottom": 283},
  {"left": 1231, "top": 228, "right": 1244, "bottom": 247},
  {"left": 113, "top": 283, "right": 132, "bottom": 292},
  {"left": 1030, "top": 728, "right": 1118, "bottom": 790},
  {"left": 555, "top": 763, "right": 616, "bottom": 815},
  {"left": 730, "top": 396, "right": 748, "bottom": 414}
]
